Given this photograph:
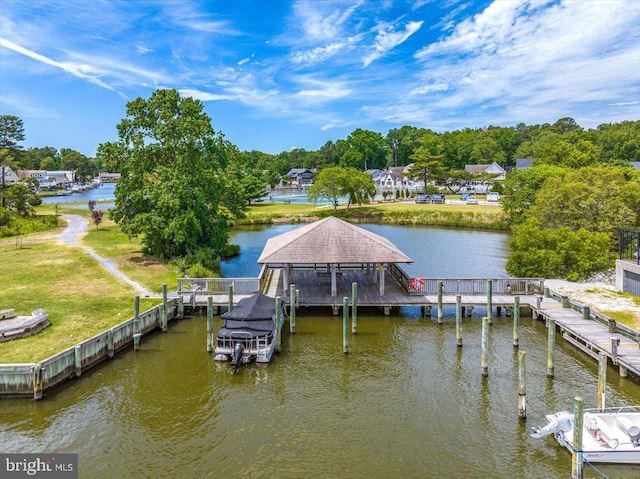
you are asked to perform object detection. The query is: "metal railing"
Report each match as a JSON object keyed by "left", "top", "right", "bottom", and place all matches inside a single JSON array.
[
  {"left": 619, "top": 228, "right": 640, "bottom": 264},
  {"left": 388, "top": 263, "right": 544, "bottom": 295}
]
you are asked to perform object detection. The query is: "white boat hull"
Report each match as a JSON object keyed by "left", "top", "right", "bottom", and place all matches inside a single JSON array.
[{"left": 533, "top": 407, "right": 640, "bottom": 465}]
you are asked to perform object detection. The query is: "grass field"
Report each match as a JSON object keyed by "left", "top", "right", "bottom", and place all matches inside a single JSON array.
[{"left": 0, "top": 210, "right": 175, "bottom": 363}]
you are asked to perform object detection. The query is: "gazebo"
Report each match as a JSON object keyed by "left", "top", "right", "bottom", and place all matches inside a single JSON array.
[{"left": 257, "top": 216, "right": 413, "bottom": 298}]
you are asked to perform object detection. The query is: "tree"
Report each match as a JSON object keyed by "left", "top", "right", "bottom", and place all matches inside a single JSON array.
[
  {"left": 501, "top": 164, "right": 568, "bottom": 225},
  {"left": 341, "top": 129, "right": 389, "bottom": 170},
  {"left": 406, "top": 131, "right": 445, "bottom": 194},
  {"left": 386, "top": 126, "right": 425, "bottom": 166},
  {"left": 307, "top": 166, "right": 375, "bottom": 213},
  {"left": 530, "top": 166, "right": 640, "bottom": 235},
  {"left": 0, "top": 115, "right": 25, "bottom": 151},
  {"left": 3, "top": 183, "right": 41, "bottom": 216},
  {"left": 104, "top": 88, "right": 245, "bottom": 259},
  {"left": 506, "top": 217, "right": 614, "bottom": 281},
  {"left": 241, "top": 173, "right": 268, "bottom": 205}
]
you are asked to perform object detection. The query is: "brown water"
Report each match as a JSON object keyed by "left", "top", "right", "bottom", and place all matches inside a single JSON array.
[
  {"left": 1, "top": 312, "right": 639, "bottom": 478},
  {"left": 1, "top": 225, "right": 639, "bottom": 478}
]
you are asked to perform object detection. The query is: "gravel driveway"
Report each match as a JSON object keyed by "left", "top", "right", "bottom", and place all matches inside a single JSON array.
[{"left": 59, "top": 214, "right": 153, "bottom": 297}]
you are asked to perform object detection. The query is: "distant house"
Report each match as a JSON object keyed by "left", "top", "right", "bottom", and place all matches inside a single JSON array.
[
  {"left": 1, "top": 166, "right": 19, "bottom": 185},
  {"left": 630, "top": 162, "right": 640, "bottom": 171},
  {"left": 463, "top": 162, "right": 507, "bottom": 193},
  {"left": 99, "top": 172, "right": 121, "bottom": 182},
  {"left": 285, "top": 168, "right": 315, "bottom": 186},
  {"left": 46, "top": 170, "right": 75, "bottom": 186},
  {"left": 515, "top": 158, "right": 535, "bottom": 170},
  {"left": 464, "top": 162, "right": 506, "bottom": 180},
  {"left": 17, "top": 170, "right": 48, "bottom": 185}
]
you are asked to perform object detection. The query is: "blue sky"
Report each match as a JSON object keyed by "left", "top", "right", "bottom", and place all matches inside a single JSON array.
[{"left": 1, "top": 0, "right": 639, "bottom": 157}]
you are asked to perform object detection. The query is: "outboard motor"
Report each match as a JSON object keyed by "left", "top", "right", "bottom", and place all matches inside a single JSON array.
[{"left": 231, "top": 342, "right": 245, "bottom": 374}]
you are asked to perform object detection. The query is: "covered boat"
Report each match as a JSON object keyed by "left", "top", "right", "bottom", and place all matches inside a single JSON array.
[
  {"left": 531, "top": 406, "right": 640, "bottom": 464},
  {"left": 214, "top": 294, "right": 282, "bottom": 372}
]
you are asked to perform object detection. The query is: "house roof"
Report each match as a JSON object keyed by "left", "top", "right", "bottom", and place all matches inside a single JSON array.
[
  {"left": 515, "top": 158, "right": 535, "bottom": 169},
  {"left": 257, "top": 216, "right": 413, "bottom": 264}
]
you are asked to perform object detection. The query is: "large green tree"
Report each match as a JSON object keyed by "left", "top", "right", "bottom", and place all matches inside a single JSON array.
[
  {"left": 530, "top": 166, "right": 640, "bottom": 234},
  {"left": 308, "top": 166, "right": 375, "bottom": 213},
  {"left": 103, "top": 89, "right": 245, "bottom": 259}
]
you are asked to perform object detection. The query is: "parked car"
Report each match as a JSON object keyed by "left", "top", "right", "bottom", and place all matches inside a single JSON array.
[
  {"left": 466, "top": 195, "right": 478, "bottom": 205},
  {"left": 415, "top": 194, "right": 430, "bottom": 204},
  {"left": 431, "top": 194, "right": 446, "bottom": 204},
  {"left": 460, "top": 193, "right": 470, "bottom": 201},
  {"left": 487, "top": 192, "right": 501, "bottom": 202}
]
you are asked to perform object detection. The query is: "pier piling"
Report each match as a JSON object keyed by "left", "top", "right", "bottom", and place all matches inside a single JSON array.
[
  {"left": 486, "top": 280, "right": 493, "bottom": 325},
  {"left": 513, "top": 296, "right": 520, "bottom": 348},
  {"left": 290, "top": 284, "right": 296, "bottom": 334},
  {"left": 228, "top": 284, "right": 234, "bottom": 313},
  {"left": 343, "top": 296, "right": 349, "bottom": 354},
  {"left": 518, "top": 350, "right": 526, "bottom": 419},
  {"left": 161, "top": 283, "right": 168, "bottom": 332},
  {"left": 352, "top": 282, "right": 358, "bottom": 334},
  {"left": 133, "top": 295, "right": 140, "bottom": 351},
  {"left": 207, "top": 297, "right": 214, "bottom": 353},
  {"left": 481, "top": 316, "right": 489, "bottom": 377},
  {"left": 598, "top": 352, "right": 607, "bottom": 410},
  {"left": 572, "top": 397, "right": 584, "bottom": 479},
  {"left": 437, "top": 281, "right": 443, "bottom": 323},
  {"left": 547, "top": 319, "right": 555, "bottom": 377},
  {"left": 276, "top": 296, "right": 282, "bottom": 352},
  {"left": 455, "top": 295, "right": 462, "bottom": 347}
]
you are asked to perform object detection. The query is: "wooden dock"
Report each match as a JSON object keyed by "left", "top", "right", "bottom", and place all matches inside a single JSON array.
[{"left": 178, "top": 271, "right": 640, "bottom": 380}]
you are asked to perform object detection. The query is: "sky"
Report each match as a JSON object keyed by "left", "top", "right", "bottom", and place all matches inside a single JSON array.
[{"left": 1, "top": 0, "right": 639, "bottom": 158}]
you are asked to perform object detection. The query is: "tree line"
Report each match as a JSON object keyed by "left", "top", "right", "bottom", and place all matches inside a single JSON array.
[{"left": 1, "top": 89, "right": 639, "bottom": 281}]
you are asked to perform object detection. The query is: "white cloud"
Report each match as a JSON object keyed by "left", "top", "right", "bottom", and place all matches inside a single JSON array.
[
  {"left": 178, "top": 88, "right": 233, "bottom": 102},
  {"left": 363, "top": 20, "right": 423, "bottom": 67},
  {"left": 293, "top": 0, "right": 363, "bottom": 42},
  {"left": 291, "top": 43, "right": 347, "bottom": 64},
  {"left": 137, "top": 45, "right": 152, "bottom": 55},
  {"left": 0, "top": 37, "right": 126, "bottom": 98},
  {"left": 405, "top": 0, "right": 640, "bottom": 127}
]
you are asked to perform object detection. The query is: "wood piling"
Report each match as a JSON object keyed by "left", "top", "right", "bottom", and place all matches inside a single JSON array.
[
  {"left": 106, "top": 329, "right": 114, "bottom": 359},
  {"left": 33, "top": 364, "right": 43, "bottom": 401},
  {"left": 518, "top": 350, "right": 526, "bottom": 419},
  {"left": 74, "top": 344, "right": 82, "bottom": 377},
  {"left": 598, "top": 352, "right": 607, "bottom": 410},
  {"left": 513, "top": 296, "right": 520, "bottom": 348},
  {"left": 207, "top": 296, "right": 214, "bottom": 353},
  {"left": 481, "top": 316, "right": 489, "bottom": 377},
  {"left": 486, "top": 279, "right": 493, "bottom": 325},
  {"left": 437, "top": 281, "right": 443, "bottom": 323},
  {"left": 547, "top": 319, "right": 555, "bottom": 377},
  {"left": 290, "top": 284, "right": 296, "bottom": 334},
  {"left": 572, "top": 397, "right": 584, "bottom": 479},
  {"left": 455, "top": 295, "right": 462, "bottom": 347},
  {"left": 343, "top": 296, "right": 349, "bottom": 354},
  {"left": 133, "top": 295, "right": 141, "bottom": 351},
  {"left": 352, "top": 282, "right": 358, "bottom": 334},
  {"left": 161, "top": 284, "right": 168, "bottom": 332},
  {"left": 178, "top": 296, "right": 184, "bottom": 319},
  {"left": 276, "top": 296, "right": 282, "bottom": 352},
  {"left": 228, "top": 284, "right": 234, "bottom": 313}
]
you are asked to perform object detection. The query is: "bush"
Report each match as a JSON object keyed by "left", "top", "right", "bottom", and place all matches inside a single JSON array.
[
  {"left": 186, "top": 262, "right": 214, "bottom": 278},
  {"left": 0, "top": 212, "right": 60, "bottom": 238},
  {"left": 506, "top": 218, "right": 615, "bottom": 280}
]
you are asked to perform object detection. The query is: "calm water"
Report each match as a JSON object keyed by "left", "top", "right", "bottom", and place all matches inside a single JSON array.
[
  {"left": 40, "top": 183, "right": 116, "bottom": 207},
  {"left": 1, "top": 225, "right": 639, "bottom": 478}
]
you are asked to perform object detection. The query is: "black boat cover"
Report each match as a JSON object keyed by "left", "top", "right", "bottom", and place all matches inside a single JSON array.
[{"left": 218, "top": 294, "right": 276, "bottom": 336}]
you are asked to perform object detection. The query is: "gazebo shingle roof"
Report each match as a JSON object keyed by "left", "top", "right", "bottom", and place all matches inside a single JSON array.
[{"left": 257, "top": 216, "right": 413, "bottom": 264}]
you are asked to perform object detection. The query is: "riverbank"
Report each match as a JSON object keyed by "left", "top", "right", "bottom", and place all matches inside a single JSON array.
[{"left": 238, "top": 200, "right": 510, "bottom": 230}]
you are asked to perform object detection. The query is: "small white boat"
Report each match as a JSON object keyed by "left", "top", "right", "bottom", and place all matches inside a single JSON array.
[
  {"left": 214, "top": 294, "right": 283, "bottom": 373},
  {"left": 532, "top": 406, "right": 640, "bottom": 464}
]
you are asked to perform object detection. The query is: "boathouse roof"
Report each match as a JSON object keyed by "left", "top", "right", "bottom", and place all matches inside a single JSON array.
[{"left": 257, "top": 216, "right": 413, "bottom": 264}]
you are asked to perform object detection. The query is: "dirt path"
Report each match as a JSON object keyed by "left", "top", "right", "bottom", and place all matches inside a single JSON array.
[{"left": 59, "top": 214, "right": 153, "bottom": 297}]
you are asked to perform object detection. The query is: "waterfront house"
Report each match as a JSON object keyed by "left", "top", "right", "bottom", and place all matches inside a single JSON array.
[
  {"left": 1, "top": 166, "right": 19, "bottom": 185},
  {"left": 285, "top": 168, "right": 315, "bottom": 186}
]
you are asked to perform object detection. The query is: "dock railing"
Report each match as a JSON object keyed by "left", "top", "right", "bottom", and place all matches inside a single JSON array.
[{"left": 388, "top": 263, "right": 544, "bottom": 296}]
